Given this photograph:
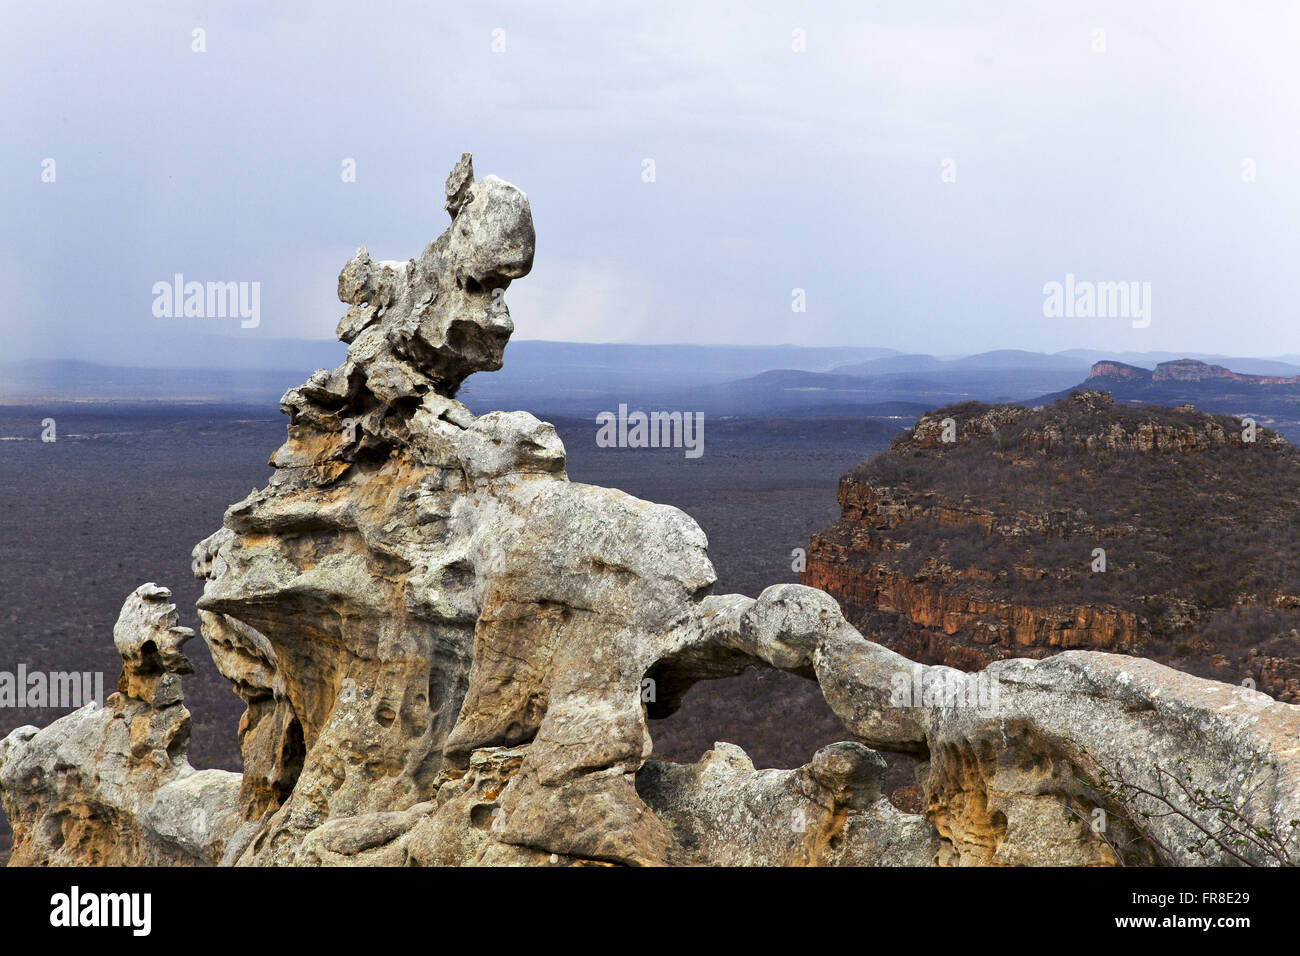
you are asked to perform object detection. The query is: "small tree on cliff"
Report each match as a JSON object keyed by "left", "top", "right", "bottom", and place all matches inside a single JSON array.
[{"left": 1062, "top": 751, "right": 1299, "bottom": 867}]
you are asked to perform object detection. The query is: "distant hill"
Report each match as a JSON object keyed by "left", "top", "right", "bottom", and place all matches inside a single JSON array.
[
  {"left": 1034, "top": 358, "right": 1300, "bottom": 442},
  {"left": 804, "top": 389, "right": 1300, "bottom": 702},
  {"left": 1089, "top": 358, "right": 1300, "bottom": 387},
  {"left": 460, "top": 342, "right": 904, "bottom": 416},
  {"left": 0, "top": 343, "right": 897, "bottom": 409},
  {"left": 833, "top": 349, "right": 1089, "bottom": 376},
  {"left": 1056, "top": 350, "right": 1300, "bottom": 378},
  {"left": 657, "top": 363, "right": 1090, "bottom": 416},
  {"left": 830, "top": 353, "right": 946, "bottom": 375},
  {"left": 12, "top": 347, "right": 1300, "bottom": 430},
  {"left": 498, "top": 341, "right": 900, "bottom": 381}
]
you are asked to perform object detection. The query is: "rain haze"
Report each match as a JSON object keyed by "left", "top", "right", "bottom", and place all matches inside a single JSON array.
[{"left": 2, "top": 1, "right": 1299, "bottom": 366}]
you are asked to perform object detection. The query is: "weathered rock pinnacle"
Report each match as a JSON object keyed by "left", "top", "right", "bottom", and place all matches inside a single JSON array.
[
  {"left": 0, "top": 585, "right": 241, "bottom": 865},
  {"left": 5, "top": 157, "right": 1300, "bottom": 867}
]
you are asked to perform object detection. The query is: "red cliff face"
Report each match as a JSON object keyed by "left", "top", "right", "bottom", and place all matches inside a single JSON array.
[
  {"left": 1087, "top": 361, "right": 1151, "bottom": 383},
  {"left": 1086, "top": 358, "right": 1300, "bottom": 386},
  {"left": 804, "top": 472, "right": 1145, "bottom": 670},
  {"left": 802, "top": 393, "right": 1300, "bottom": 700},
  {"left": 1151, "top": 359, "right": 1300, "bottom": 386}
]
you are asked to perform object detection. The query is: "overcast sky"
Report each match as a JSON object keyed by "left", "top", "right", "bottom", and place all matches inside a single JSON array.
[{"left": 3, "top": 1, "right": 1299, "bottom": 366}]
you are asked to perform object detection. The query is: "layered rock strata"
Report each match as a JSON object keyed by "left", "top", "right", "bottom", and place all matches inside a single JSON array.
[{"left": 804, "top": 392, "right": 1300, "bottom": 694}]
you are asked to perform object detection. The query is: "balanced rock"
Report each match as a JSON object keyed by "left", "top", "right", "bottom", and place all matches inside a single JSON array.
[{"left": 4, "top": 156, "right": 1300, "bottom": 868}]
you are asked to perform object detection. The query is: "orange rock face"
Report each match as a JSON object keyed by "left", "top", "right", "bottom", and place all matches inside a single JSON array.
[
  {"left": 804, "top": 474, "right": 1146, "bottom": 671},
  {"left": 803, "top": 392, "right": 1300, "bottom": 693}
]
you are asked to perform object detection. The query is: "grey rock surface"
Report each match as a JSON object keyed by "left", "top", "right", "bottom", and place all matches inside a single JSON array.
[
  {"left": 0, "top": 585, "right": 240, "bottom": 865},
  {"left": 4, "top": 155, "right": 1299, "bottom": 867}
]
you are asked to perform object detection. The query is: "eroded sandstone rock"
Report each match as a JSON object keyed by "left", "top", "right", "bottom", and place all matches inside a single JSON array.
[
  {"left": 4, "top": 156, "right": 1299, "bottom": 868},
  {"left": 0, "top": 585, "right": 240, "bottom": 865},
  {"left": 636, "top": 741, "right": 937, "bottom": 866}
]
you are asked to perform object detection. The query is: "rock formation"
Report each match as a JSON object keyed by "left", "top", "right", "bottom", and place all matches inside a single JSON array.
[
  {"left": 4, "top": 156, "right": 1300, "bottom": 867},
  {"left": 1038, "top": 359, "right": 1300, "bottom": 444},
  {"left": 0, "top": 585, "right": 241, "bottom": 865},
  {"left": 1088, "top": 358, "right": 1300, "bottom": 387},
  {"left": 804, "top": 392, "right": 1300, "bottom": 699}
]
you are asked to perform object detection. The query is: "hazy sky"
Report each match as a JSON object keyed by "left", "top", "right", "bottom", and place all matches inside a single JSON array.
[{"left": 4, "top": 1, "right": 1299, "bottom": 366}]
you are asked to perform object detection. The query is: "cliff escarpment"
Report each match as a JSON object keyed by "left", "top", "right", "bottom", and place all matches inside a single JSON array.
[{"left": 804, "top": 391, "right": 1300, "bottom": 698}]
